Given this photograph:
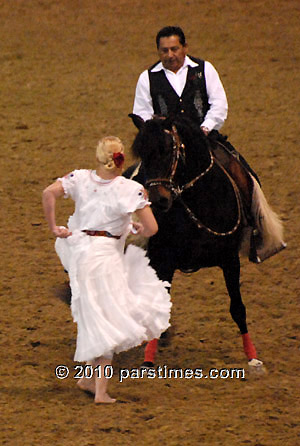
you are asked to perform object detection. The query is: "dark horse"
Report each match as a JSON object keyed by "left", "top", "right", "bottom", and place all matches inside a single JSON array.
[{"left": 127, "top": 114, "right": 272, "bottom": 368}]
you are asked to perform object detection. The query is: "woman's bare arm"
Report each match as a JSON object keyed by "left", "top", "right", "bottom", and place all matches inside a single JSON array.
[
  {"left": 42, "top": 181, "right": 72, "bottom": 238},
  {"left": 134, "top": 206, "right": 158, "bottom": 237}
]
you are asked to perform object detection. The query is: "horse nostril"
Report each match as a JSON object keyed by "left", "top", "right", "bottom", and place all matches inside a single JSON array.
[
  {"left": 149, "top": 186, "right": 172, "bottom": 211},
  {"left": 156, "top": 196, "right": 170, "bottom": 211}
]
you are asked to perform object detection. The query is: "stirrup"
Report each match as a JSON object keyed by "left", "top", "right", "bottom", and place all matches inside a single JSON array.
[
  {"left": 256, "top": 242, "right": 287, "bottom": 263},
  {"left": 249, "top": 230, "right": 287, "bottom": 263},
  {"left": 249, "top": 229, "right": 262, "bottom": 263}
]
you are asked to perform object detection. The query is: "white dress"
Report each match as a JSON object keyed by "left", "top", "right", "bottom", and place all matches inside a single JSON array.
[{"left": 55, "top": 170, "right": 171, "bottom": 362}]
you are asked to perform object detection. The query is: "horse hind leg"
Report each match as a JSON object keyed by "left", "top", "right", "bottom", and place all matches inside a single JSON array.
[{"left": 221, "top": 257, "right": 262, "bottom": 366}]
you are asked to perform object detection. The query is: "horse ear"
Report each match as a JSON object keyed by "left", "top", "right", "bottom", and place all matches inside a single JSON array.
[{"left": 128, "top": 113, "right": 145, "bottom": 130}]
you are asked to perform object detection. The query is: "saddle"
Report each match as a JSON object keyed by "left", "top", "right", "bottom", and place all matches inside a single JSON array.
[
  {"left": 208, "top": 137, "right": 253, "bottom": 219},
  {"left": 208, "top": 135, "right": 286, "bottom": 263}
]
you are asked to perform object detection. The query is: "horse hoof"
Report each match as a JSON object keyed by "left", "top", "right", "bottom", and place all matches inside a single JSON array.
[
  {"left": 248, "top": 358, "right": 267, "bottom": 375},
  {"left": 140, "top": 361, "right": 154, "bottom": 370},
  {"left": 248, "top": 358, "right": 263, "bottom": 367}
]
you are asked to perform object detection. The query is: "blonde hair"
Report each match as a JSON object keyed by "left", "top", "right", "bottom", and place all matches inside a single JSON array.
[{"left": 96, "top": 136, "right": 125, "bottom": 171}]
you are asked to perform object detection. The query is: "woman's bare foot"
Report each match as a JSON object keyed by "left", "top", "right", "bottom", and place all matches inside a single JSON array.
[
  {"left": 94, "top": 392, "right": 116, "bottom": 404},
  {"left": 92, "top": 356, "right": 116, "bottom": 404},
  {"left": 77, "top": 377, "right": 95, "bottom": 395}
]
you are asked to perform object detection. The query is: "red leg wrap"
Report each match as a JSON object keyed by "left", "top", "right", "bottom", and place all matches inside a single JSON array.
[
  {"left": 144, "top": 339, "right": 158, "bottom": 363},
  {"left": 242, "top": 333, "right": 257, "bottom": 360}
]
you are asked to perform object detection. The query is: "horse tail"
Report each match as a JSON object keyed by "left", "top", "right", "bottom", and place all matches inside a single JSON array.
[{"left": 250, "top": 174, "right": 284, "bottom": 251}]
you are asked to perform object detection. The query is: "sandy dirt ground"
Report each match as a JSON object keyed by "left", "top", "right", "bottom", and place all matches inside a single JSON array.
[{"left": 1, "top": 0, "right": 299, "bottom": 445}]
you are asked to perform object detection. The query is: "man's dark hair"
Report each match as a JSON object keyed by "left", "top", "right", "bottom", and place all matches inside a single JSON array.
[{"left": 156, "top": 26, "right": 186, "bottom": 48}]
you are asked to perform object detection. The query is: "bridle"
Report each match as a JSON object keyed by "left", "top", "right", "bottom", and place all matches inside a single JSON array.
[
  {"left": 145, "top": 125, "right": 187, "bottom": 191},
  {"left": 145, "top": 125, "right": 242, "bottom": 237}
]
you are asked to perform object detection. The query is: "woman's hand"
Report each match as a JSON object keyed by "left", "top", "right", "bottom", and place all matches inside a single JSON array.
[
  {"left": 131, "top": 221, "right": 144, "bottom": 235},
  {"left": 52, "top": 226, "right": 72, "bottom": 238}
]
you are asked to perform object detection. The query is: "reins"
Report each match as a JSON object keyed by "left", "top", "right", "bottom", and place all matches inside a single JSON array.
[{"left": 146, "top": 125, "right": 242, "bottom": 237}]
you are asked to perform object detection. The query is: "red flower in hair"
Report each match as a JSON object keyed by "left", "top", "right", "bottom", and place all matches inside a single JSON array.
[{"left": 113, "top": 152, "right": 125, "bottom": 168}]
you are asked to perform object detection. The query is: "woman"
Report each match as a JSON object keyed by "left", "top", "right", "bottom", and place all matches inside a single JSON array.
[{"left": 43, "top": 136, "right": 171, "bottom": 403}]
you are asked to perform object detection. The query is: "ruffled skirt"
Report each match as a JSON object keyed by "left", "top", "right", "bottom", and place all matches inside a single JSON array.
[{"left": 55, "top": 231, "right": 171, "bottom": 362}]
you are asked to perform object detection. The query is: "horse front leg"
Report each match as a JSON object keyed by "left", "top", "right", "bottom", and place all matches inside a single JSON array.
[
  {"left": 143, "top": 280, "right": 174, "bottom": 367},
  {"left": 221, "top": 256, "right": 262, "bottom": 365},
  {"left": 142, "top": 244, "right": 175, "bottom": 368}
]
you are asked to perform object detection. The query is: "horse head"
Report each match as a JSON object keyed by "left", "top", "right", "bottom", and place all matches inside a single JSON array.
[{"left": 130, "top": 114, "right": 212, "bottom": 212}]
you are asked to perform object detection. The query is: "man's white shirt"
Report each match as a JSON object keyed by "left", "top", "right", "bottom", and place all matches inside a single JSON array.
[{"left": 133, "top": 56, "right": 228, "bottom": 131}]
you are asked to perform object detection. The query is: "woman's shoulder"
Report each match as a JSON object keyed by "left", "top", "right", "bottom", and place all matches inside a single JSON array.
[
  {"left": 116, "top": 176, "right": 144, "bottom": 190},
  {"left": 62, "top": 169, "right": 91, "bottom": 181},
  {"left": 114, "top": 177, "right": 145, "bottom": 197},
  {"left": 71, "top": 168, "right": 91, "bottom": 176},
  {"left": 115, "top": 177, "right": 149, "bottom": 209}
]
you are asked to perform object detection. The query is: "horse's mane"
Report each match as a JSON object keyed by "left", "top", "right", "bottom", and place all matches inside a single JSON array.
[
  {"left": 132, "top": 115, "right": 208, "bottom": 161},
  {"left": 170, "top": 116, "right": 208, "bottom": 151},
  {"left": 132, "top": 118, "right": 166, "bottom": 160}
]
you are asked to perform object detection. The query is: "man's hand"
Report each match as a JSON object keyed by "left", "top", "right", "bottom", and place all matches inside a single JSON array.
[{"left": 201, "top": 126, "right": 210, "bottom": 136}]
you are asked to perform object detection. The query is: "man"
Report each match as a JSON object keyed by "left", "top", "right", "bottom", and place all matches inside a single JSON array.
[{"left": 133, "top": 26, "right": 227, "bottom": 136}]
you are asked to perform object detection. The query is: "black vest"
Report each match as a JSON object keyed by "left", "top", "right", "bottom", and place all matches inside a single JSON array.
[{"left": 148, "top": 56, "right": 209, "bottom": 124}]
